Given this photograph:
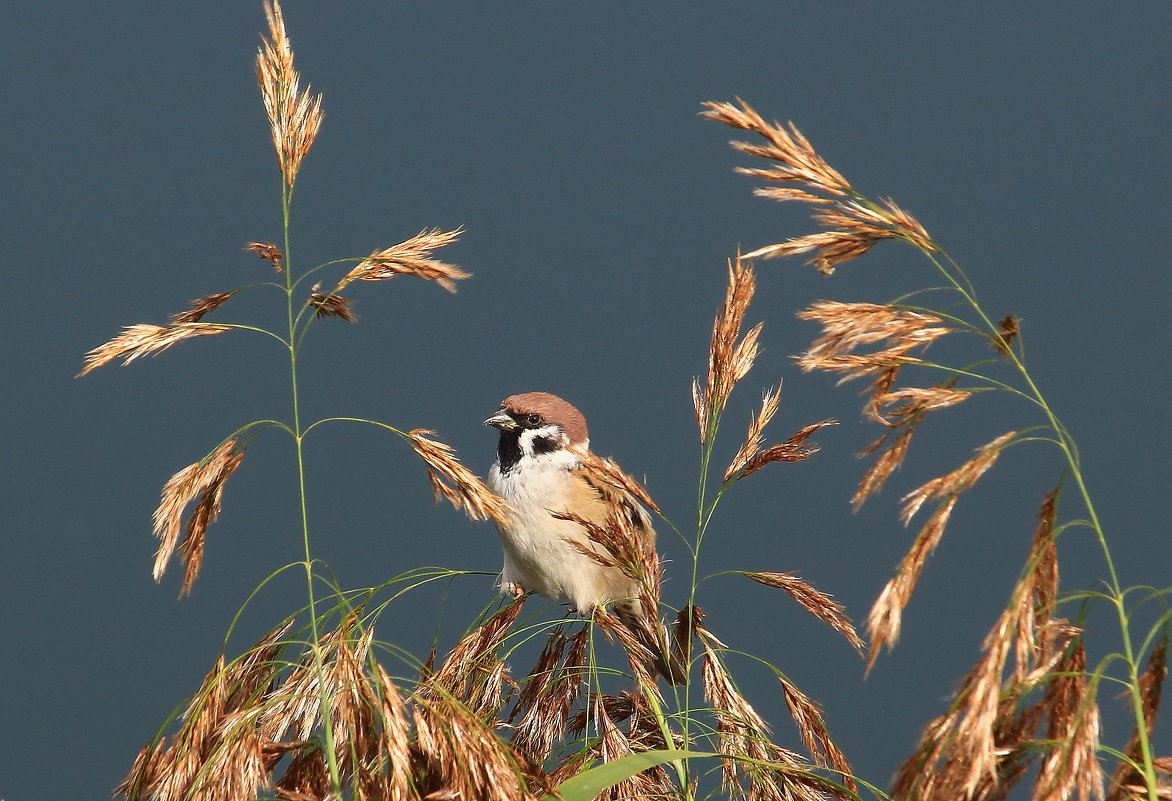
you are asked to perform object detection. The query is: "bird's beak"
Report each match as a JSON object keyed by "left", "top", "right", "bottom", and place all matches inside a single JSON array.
[{"left": 483, "top": 409, "right": 517, "bottom": 430}]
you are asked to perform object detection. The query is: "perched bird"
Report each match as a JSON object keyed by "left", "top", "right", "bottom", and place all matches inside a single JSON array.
[{"left": 484, "top": 391, "right": 685, "bottom": 684}]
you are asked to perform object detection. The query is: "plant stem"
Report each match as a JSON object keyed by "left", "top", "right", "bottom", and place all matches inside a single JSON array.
[{"left": 281, "top": 181, "right": 342, "bottom": 792}]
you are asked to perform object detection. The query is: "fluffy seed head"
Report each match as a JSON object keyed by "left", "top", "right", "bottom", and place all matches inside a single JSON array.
[
  {"left": 152, "top": 439, "right": 245, "bottom": 592},
  {"left": 744, "top": 572, "right": 864, "bottom": 655},
  {"left": 245, "top": 241, "right": 284, "bottom": 271},
  {"left": 704, "top": 98, "right": 937, "bottom": 273},
  {"left": 306, "top": 292, "right": 356, "bottom": 321},
  {"left": 695, "top": 254, "right": 760, "bottom": 440},
  {"left": 405, "top": 428, "right": 511, "bottom": 525},
  {"left": 339, "top": 227, "right": 468, "bottom": 293},
  {"left": 256, "top": 0, "right": 323, "bottom": 187},
  {"left": 78, "top": 322, "right": 232, "bottom": 376},
  {"left": 170, "top": 292, "right": 237, "bottom": 324}
]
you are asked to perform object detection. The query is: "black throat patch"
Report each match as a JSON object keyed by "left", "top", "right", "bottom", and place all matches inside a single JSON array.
[{"left": 496, "top": 429, "right": 523, "bottom": 474}]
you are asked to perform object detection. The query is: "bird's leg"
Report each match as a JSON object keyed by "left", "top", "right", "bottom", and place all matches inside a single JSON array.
[{"left": 504, "top": 580, "right": 527, "bottom": 599}]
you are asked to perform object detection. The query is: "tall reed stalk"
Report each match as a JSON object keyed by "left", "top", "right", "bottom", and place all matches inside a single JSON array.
[{"left": 702, "top": 98, "right": 1170, "bottom": 801}]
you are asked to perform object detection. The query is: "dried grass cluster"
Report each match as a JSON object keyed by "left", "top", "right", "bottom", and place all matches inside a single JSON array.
[
  {"left": 708, "top": 96, "right": 1172, "bottom": 801},
  {"left": 702, "top": 99, "right": 935, "bottom": 275},
  {"left": 118, "top": 595, "right": 865, "bottom": 801}
]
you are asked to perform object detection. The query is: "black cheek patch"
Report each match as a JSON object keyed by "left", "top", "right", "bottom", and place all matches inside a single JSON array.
[{"left": 530, "top": 434, "right": 561, "bottom": 455}]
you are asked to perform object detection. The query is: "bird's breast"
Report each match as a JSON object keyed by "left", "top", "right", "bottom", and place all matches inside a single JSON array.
[{"left": 486, "top": 454, "right": 617, "bottom": 609}]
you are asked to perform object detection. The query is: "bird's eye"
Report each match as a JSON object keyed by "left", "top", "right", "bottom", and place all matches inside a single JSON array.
[{"left": 525, "top": 413, "right": 544, "bottom": 426}]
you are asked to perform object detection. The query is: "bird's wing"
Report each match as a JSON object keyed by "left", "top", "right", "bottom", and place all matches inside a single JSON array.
[{"left": 568, "top": 461, "right": 656, "bottom": 552}]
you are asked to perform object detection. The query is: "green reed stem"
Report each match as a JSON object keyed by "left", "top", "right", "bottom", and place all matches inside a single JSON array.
[{"left": 281, "top": 180, "right": 342, "bottom": 792}]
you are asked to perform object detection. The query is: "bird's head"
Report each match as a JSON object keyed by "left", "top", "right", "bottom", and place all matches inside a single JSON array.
[{"left": 484, "top": 392, "right": 589, "bottom": 471}]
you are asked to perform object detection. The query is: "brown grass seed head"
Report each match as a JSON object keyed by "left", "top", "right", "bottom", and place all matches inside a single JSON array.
[
  {"left": 256, "top": 0, "right": 324, "bottom": 187},
  {"left": 78, "top": 322, "right": 233, "bottom": 377},
  {"left": 338, "top": 227, "right": 468, "bottom": 293}
]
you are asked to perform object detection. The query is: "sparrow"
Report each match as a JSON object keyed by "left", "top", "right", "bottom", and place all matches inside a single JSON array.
[{"left": 484, "top": 391, "right": 685, "bottom": 684}]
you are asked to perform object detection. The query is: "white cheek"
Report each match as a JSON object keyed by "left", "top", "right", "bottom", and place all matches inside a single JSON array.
[{"left": 517, "top": 426, "right": 565, "bottom": 455}]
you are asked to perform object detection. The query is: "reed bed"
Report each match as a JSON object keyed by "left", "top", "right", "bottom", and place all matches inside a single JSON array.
[{"left": 82, "top": 5, "right": 1168, "bottom": 800}]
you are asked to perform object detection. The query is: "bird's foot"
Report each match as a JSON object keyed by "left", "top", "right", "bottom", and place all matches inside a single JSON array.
[{"left": 504, "top": 581, "right": 527, "bottom": 599}]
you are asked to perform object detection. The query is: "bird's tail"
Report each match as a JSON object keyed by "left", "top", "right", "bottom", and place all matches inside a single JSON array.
[{"left": 612, "top": 600, "right": 689, "bottom": 686}]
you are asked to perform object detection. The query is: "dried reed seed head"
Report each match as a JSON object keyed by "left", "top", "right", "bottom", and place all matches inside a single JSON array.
[
  {"left": 114, "top": 740, "right": 167, "bottom": 800},
  {"left": 745, "top": 229, "right": 885, "bottom": 275},
  {"left": 592, "top": 608, "right": 662, "bottom": 689},
  {"left": 900, "top": 431, "right": 1016, "bottom": 525},
  {"left": 852, "top": 424, "right": 917, "bottom": 510},
  {"left": 1139, "top": 641, "right": 1168, "bottom": 739},
  {"left": 178, "top": 491, "right": 211, "bottom": 596},
  {"left": 744, "top": 571, "right": 864, "bottom": 655},
  {"left": 338, "top": 227, "right": 468, "bottom": 293},
  {"left": 1034, "top": 641, "right": 1104, "bottom": 801},
  {"left": 78, "top": 321, "right": 233, "bottom": 376},
  {"left": 306, "top": 292, "right": 356, "bottom": 321},
  {"left": 1027, "top": 490, "right": 1061, "bottom": 630},
  {"left": 870, "top": 386, "right": 972, "bottom": 427},
  {"left": 752, "top": 186, "right": 836, "bottom": 204},
  {"left": 876, "top": 196, "right": 936, "bottom": 251},
  {"left": 865, "top": 495, "right": 957, "bottom": 671},
  {"left": 891, "top": 589, "right": 1098, "bottom": 801},
  {"left": 411, "top": 693, "right": 540, "bottom": 801},
  {"left": 170, "top": 292, "right": 237, "bottom": 324},
  {"left": 704, "top": 99, "right": 937, "bottom": 273},
  {"left": 996, "top": 314, "right": 1020, "bottom": 355},
  {"left": 258, "top": 614, "right": 372, "bottom": 748},
  {"left": 673, "top": 605, "right": 703, "bottom": 673},
  {"left": 245, "top": 241, "right": 284, "bottom": 271},
  {"left": 510, "top": 627, "right": 589, "bottom": 764},
  {"left": 724, "top": 384, "right": 783, "bottom": 480},
  {"left": 956, "top": 618, "right": 1016, "bottom": 795},
  {"left": 697, "top": 627, "right": 771, "bottom": 739},
  {"left": 152, "top": 439, "right": 245, "bottom": 586},
  {"left": 324, "top": 631, "right": 385, "bottom": 779},
  {"left": 777, "top": 674, "right": 856, "bottom": 791},
  {"left": 889, "top": 710, "right": 954, "bottom": 801},
  {"left": 423, "top": 599, "right": 524, "bottom": 712},
  {"left": 888, "top": 617, "right": 1047, "bottom": 801},
  {"left": 272, "top": 748, "right": 331, "bottom": 801},
  {"left": 567, "top": 690, "right": 679, "bottom": 799},
  {"left": 732, "top": 418, "right": 836, "bottom": 480},
  {"left": 257, "top": 0, "right": 323, "bottom": 187},
  {"left": 575, "top": 690, "right": 657, "bottom": 732},
  {"left": 690, "top": 376, "right": 707, "bottom": 439},
  {"left": 697, "top": 629, "right": 828, "bottom": 800},
  {"left": 591, "top": 695, "right": 633, "bottom": 755},
  {"left": 813, "top": 200, "right": 930, "bottom": 251},
  {"left": 365, "top": 662, "right": 415, "bottom": 801},
  {"left": 125, "top": 620, "right": 299, "bottom": 801},
  {"left": 701, "top": 99, "right": 852, "bottom": 196},
  {"left": 1006, "top": 494, "right": 1062, "bottom": 689},
  {"left": 696, "top": 254, "right": 761, "bottom": 440},
  {"left": 405, "top": 429, "right": 511, "bottom": 525},
  {"left": 796, "top": 301, "right": 953, "bottom": 369}
]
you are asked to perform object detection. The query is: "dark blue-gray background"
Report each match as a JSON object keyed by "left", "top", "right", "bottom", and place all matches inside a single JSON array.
[{"left": 2, "top": 3, "right": 1169, "bottom": 798}]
